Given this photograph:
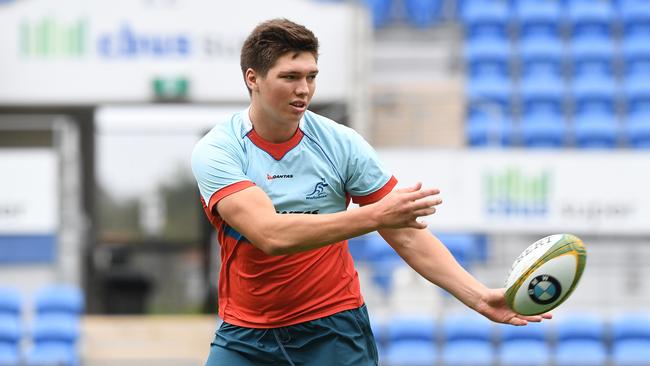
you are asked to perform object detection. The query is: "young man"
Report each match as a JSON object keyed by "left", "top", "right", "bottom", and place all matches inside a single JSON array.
[{"left": 192, "top": 18, "right": 550, "bottom": 366}]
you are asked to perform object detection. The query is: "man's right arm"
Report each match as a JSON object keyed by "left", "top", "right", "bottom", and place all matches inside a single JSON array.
[{"left": 216, "top": 182, "right": 441, "bottom": 256}]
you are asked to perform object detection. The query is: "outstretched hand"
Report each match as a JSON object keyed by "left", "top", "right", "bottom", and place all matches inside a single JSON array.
[
  {"left": 475, "top": 288, "right": 552, "bottom": 326},
  {"left": 372, "top": 182, "right": 442, "bottom": 230}
]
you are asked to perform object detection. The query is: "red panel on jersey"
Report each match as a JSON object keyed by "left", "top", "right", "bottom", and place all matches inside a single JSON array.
[{"left": 352, "top": 175, "right": 398, "bottom": 205}]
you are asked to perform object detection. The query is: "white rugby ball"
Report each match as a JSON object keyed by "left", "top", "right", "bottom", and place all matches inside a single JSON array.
[{"left": 504, "top": 234, "right": 587, "bottom": 316}]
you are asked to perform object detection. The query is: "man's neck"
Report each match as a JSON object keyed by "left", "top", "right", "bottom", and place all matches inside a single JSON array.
[{"left": 248, "top": 105, "right": 299, "bottom": 143}]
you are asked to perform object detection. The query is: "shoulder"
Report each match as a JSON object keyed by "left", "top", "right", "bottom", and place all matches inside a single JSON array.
[
  {"left": 301, "top": 110, "right": 365, "bottom": 146},
  {"left": 192, "top": 112, "right": 248, "bottom": 164}
]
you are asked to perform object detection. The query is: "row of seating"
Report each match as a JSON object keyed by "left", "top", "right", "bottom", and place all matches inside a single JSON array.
[
  {"left": 361, "top": 0, "right": 650, "bottom": 30},
  {"left": 373, "top": 312, "right": 650, "bottom": 366},
  {"left": 464, "top": 0, "right": 650, "bottom": 148},
  {"left": 0, "top": 285, "right": 83, "bottom": 366}
]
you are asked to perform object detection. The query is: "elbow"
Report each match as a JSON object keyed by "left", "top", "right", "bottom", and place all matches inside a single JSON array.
[{"left": 254, "top": 236, "right": 291, "bottom": 256}]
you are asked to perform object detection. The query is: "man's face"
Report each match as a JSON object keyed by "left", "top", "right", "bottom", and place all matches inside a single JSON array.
[{"left": 249, "top": 51, "right": 318, "bottom": 125}]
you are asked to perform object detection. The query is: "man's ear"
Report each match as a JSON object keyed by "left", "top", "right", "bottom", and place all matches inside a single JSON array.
[{"left": 245, "top": 68, "right": 258, "bottom": 92}]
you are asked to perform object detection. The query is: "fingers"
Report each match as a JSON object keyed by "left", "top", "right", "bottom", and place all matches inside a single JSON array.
[{"left": 396, "top": 182, "right": 422, "bottom": 193}]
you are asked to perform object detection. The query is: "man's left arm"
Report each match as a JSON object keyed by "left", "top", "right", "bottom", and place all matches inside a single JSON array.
[{"left": 378, "top": 228, "right": 552, "bottom": 326}]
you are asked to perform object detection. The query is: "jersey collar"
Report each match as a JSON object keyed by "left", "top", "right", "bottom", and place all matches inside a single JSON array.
[{"left": 242, "top": 107, "right": 305, "bottom": 161}]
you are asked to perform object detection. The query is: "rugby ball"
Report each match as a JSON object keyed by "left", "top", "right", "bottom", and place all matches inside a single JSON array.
[{"left": 504, "top": 234, "right": 587, "bottom": 316}]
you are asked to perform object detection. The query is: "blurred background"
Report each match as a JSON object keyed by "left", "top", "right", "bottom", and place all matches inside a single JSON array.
[{"left": 1, "top": 0, "right": 649, "bottom": 365}]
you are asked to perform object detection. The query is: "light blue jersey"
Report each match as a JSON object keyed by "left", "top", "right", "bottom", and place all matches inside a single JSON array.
[{"left": 192, "top": 108, "right": 396, "bottom": 217}]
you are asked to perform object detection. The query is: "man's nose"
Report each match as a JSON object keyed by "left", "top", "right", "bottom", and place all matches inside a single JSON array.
[{"left": 295, "top": 78, "right": 309, "bottom": 95}]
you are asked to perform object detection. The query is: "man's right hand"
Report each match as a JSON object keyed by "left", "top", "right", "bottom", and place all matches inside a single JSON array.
[{"left": 370, "top": 182, "right": 442, "bottom": 230}]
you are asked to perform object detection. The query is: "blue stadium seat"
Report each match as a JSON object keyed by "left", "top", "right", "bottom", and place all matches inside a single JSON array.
[
  {"left": 624, "top": 77, "right": 650, "bottom": 115},
  {"left": 567, "top": 0, "right": 614, "bottom": 39},
  {"left": 364, "top": 0, "right": 394, "bottom": 28},
  {"left": 611, "top": 313, "right": 650, "bottom": 342},
  {"left": 498, "top": 320, "right": 551, "bottom": 342},
  {"left": 570, "top": 36, "right": 615, "bottom": 77},
  {"left": 573, "top": 113, "right": 620, "bottom": 148},
  {"left": 465, "top": 36, "right": 511, "bottom": 75},
  {"left": 519, "top": 35, "right": 565, "bottom": 78},
  {"left": 442, "top": 340, "right": 495, "bottom": 366},
  {"left": 622, "top": 35, "right": 650, "bottom": 79},
  {"left": 555, "top": 314, "right": 606, "bottom": 342},
  {"left": 387, "top": 315, "right": 436, "bottom": 343},
  {"left": 625, "top": 112, "right": 650, "bottom": 148},
  {"left": 466, "top": 113, "right": 514, "bottom": 147},
  {"left": 499, "top": 339, "right": 551, "bottom": 366},
  {"left": 347, "top": 235, "right": 368, "bottom": 262},
  {"left": 520, "top": 117, "right": 567, "bottom": 148},
  {"left": 404, "top": 0, "right": 442, "bottom": 28},
  {"left": 0, "top": 343, "right": 20, "bottom": 366},
  {"left": 25, "top": 342, "right": 78, "bottom": 366},
  {"left": 28, "top": 315, "right": 80, "bottom": 366},
  {"left": 365, "top": 234, "right": 403, "bottom": 293},
  {"left": 0, "top": 288, "right": 20, "bottom": 317},
  {"left": 515, "top": 0, "right": 563, "bottom": 39},
  {"left": 35, "top": 285, "right": 83, "bottom": 316},
  {"left": 462, "top": 0, "right": 510, "bottom": 40},
  {"left": 612, "top": 339, "right": 650, "bottom": 366},
  {"left": 467, "top": 73, "right": 512, "bottom": 112},
  {"left": 384, "top": 340, "right": 437, "bottom": 366},
  {"left": 442, "top": 313, "right": 493, "bottom": 342},
  {"left": 619, "top": 0, "right": 650, "bottom": 39},
  {"left": 0, "top": 316, "right": 20, "bottom": 346},
  {"left": 434, "top": 234, "right": 478, "bottom": 270},
  {"left": 555, "top": 339, "right": 608, "bottom": 366}
]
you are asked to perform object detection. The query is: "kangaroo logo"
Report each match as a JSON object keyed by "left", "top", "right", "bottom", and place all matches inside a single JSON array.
[{"left": 306, "top": 179, "right": 329, "bottom": 200}]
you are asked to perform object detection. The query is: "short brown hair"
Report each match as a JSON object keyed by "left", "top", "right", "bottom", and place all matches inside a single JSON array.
[{"left": 240, "top": 19, "right": 319, "bottom": 93}]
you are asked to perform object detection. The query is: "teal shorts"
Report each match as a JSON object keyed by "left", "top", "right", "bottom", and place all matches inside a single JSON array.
[{"left": 205, "top": 304, "right": 379, "bottom": 366}]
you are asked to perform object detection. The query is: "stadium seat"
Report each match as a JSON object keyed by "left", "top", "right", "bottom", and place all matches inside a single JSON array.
[
  {"left": 498, "top": 320, "right": 551, "bottom": 342},
  {"left": 464, "top": 36, "right": 511, "bottom": 76},
  {"left": 519, "top": 35, "right": 565, "bottom": 78},
  {"left": 442, "top": 313, "right": 493, "bottom": 342},
  {"left": 622, "top": 35, "right": 650, "bottom": 79},
  {"left": 624, "top": 77, "right": 650, "bottom": 117},
  {"left": 25, "top": 342, "right": 78, "bottom": 366},
  {"left": 555, "top": 313, "right": 606, "bottom": 342},
  {"left": 384, "top": 340, "right": 437, "bottom": 366},
  {"left": 625, "top": 112, "right": 650, "bottom": 148},
  {"left": 365, "top": 234, "right": 404, "bottom": 293},
  {"left": 347, "top": 235, "right": 368, "bottom": 262},
  {"left": 0, "top": 288, "right": 20, "bottom": 317},
  {"left": 435, "top": 233, "right": 478, "bottom": 269},
  {"left": 570, "top": 36, "right": 615, "bottom": 78},
  {"left": 567, "top": 0, "right": 614, "bottom": 39},
  {"left": 573, "top": 114, "right": 620, "bottom": 148},
  {"left": 441, "top": 340, "right": 495, "bottom": 366},
  {"left": 31, "top": 315, "right": 80, "bottom": 345},
  {"left": 499, "top": 339, "right": 551, "bottom": 366},
  {"left": 515, "top": 0, "right": 562, "bottom": 39},
  {"left": 462, "top": 0, "right": 510, "bottom": 40},
  {"left": 520, "top": 118, "right": 567, "bottom": 148},
  {"left": 555, "top": 339, "right": 608, "bottom": 366},
  {"left": 404, "top": 0, "right": 442, "bottom": 28},
  {"left": 364, "top": 0, "right": 394, "bottom": 28},
  {"left": 387, "top": 315, "right": 436, "bottom": 343},
  {"left": 0, "top": 316, "right": 20, "bottom": 346},
  {"left": 619, "top": 0, "right": 650, "bottom": 39},
  {"left": 611, "top": 313, "right": 650, "bottom": 342},
  {"left": 519, "top": 73, "right": 567, "bottom": 148},
  {"left": 466, "top": 113, "right": 514, "bottom": 147},
  {"left": 34, "top": 285, "right": 83, "bottom": 316},
  {"left": 0, "top": 343, "right": 20, "bottom": 366},
  {"left": 612, "top": 339, "right": 650, "bottom": 366}
]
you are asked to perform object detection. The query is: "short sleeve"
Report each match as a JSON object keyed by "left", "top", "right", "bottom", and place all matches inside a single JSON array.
[
  {"left": 343, "top": 129, "right": 397, "bottom": 205},
  {"left": 191, "top": 130, "right": 255, "bottom": 213}
]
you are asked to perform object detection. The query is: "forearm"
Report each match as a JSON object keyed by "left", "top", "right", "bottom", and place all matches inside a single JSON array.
[
  {"left": 379, "top": 228, "right": 489, "bottom": 311},
  {"left": 253, "top": 205, "right": 380, "bottom": 255}
]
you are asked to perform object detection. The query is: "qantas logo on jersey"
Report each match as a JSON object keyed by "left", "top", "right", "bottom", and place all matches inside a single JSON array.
[
  {"left": 306, "top": 179, "right": 329, "bottom": 200},
  {"left": 267, "top": 174, "right": 294, "bottom": 180}
]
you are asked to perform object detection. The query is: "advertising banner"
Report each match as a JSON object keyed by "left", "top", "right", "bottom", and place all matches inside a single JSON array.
[
  {"left": 379, "top": 150, "right": 650, "bottom": 235},
  {"left": 0, "top": 0, "right": 358, "bottom": 104}
]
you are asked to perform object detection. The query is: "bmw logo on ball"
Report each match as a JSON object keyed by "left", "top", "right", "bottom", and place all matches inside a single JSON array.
[{"left": 528, "top": 275, "right": 562, "bottom": 305}]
